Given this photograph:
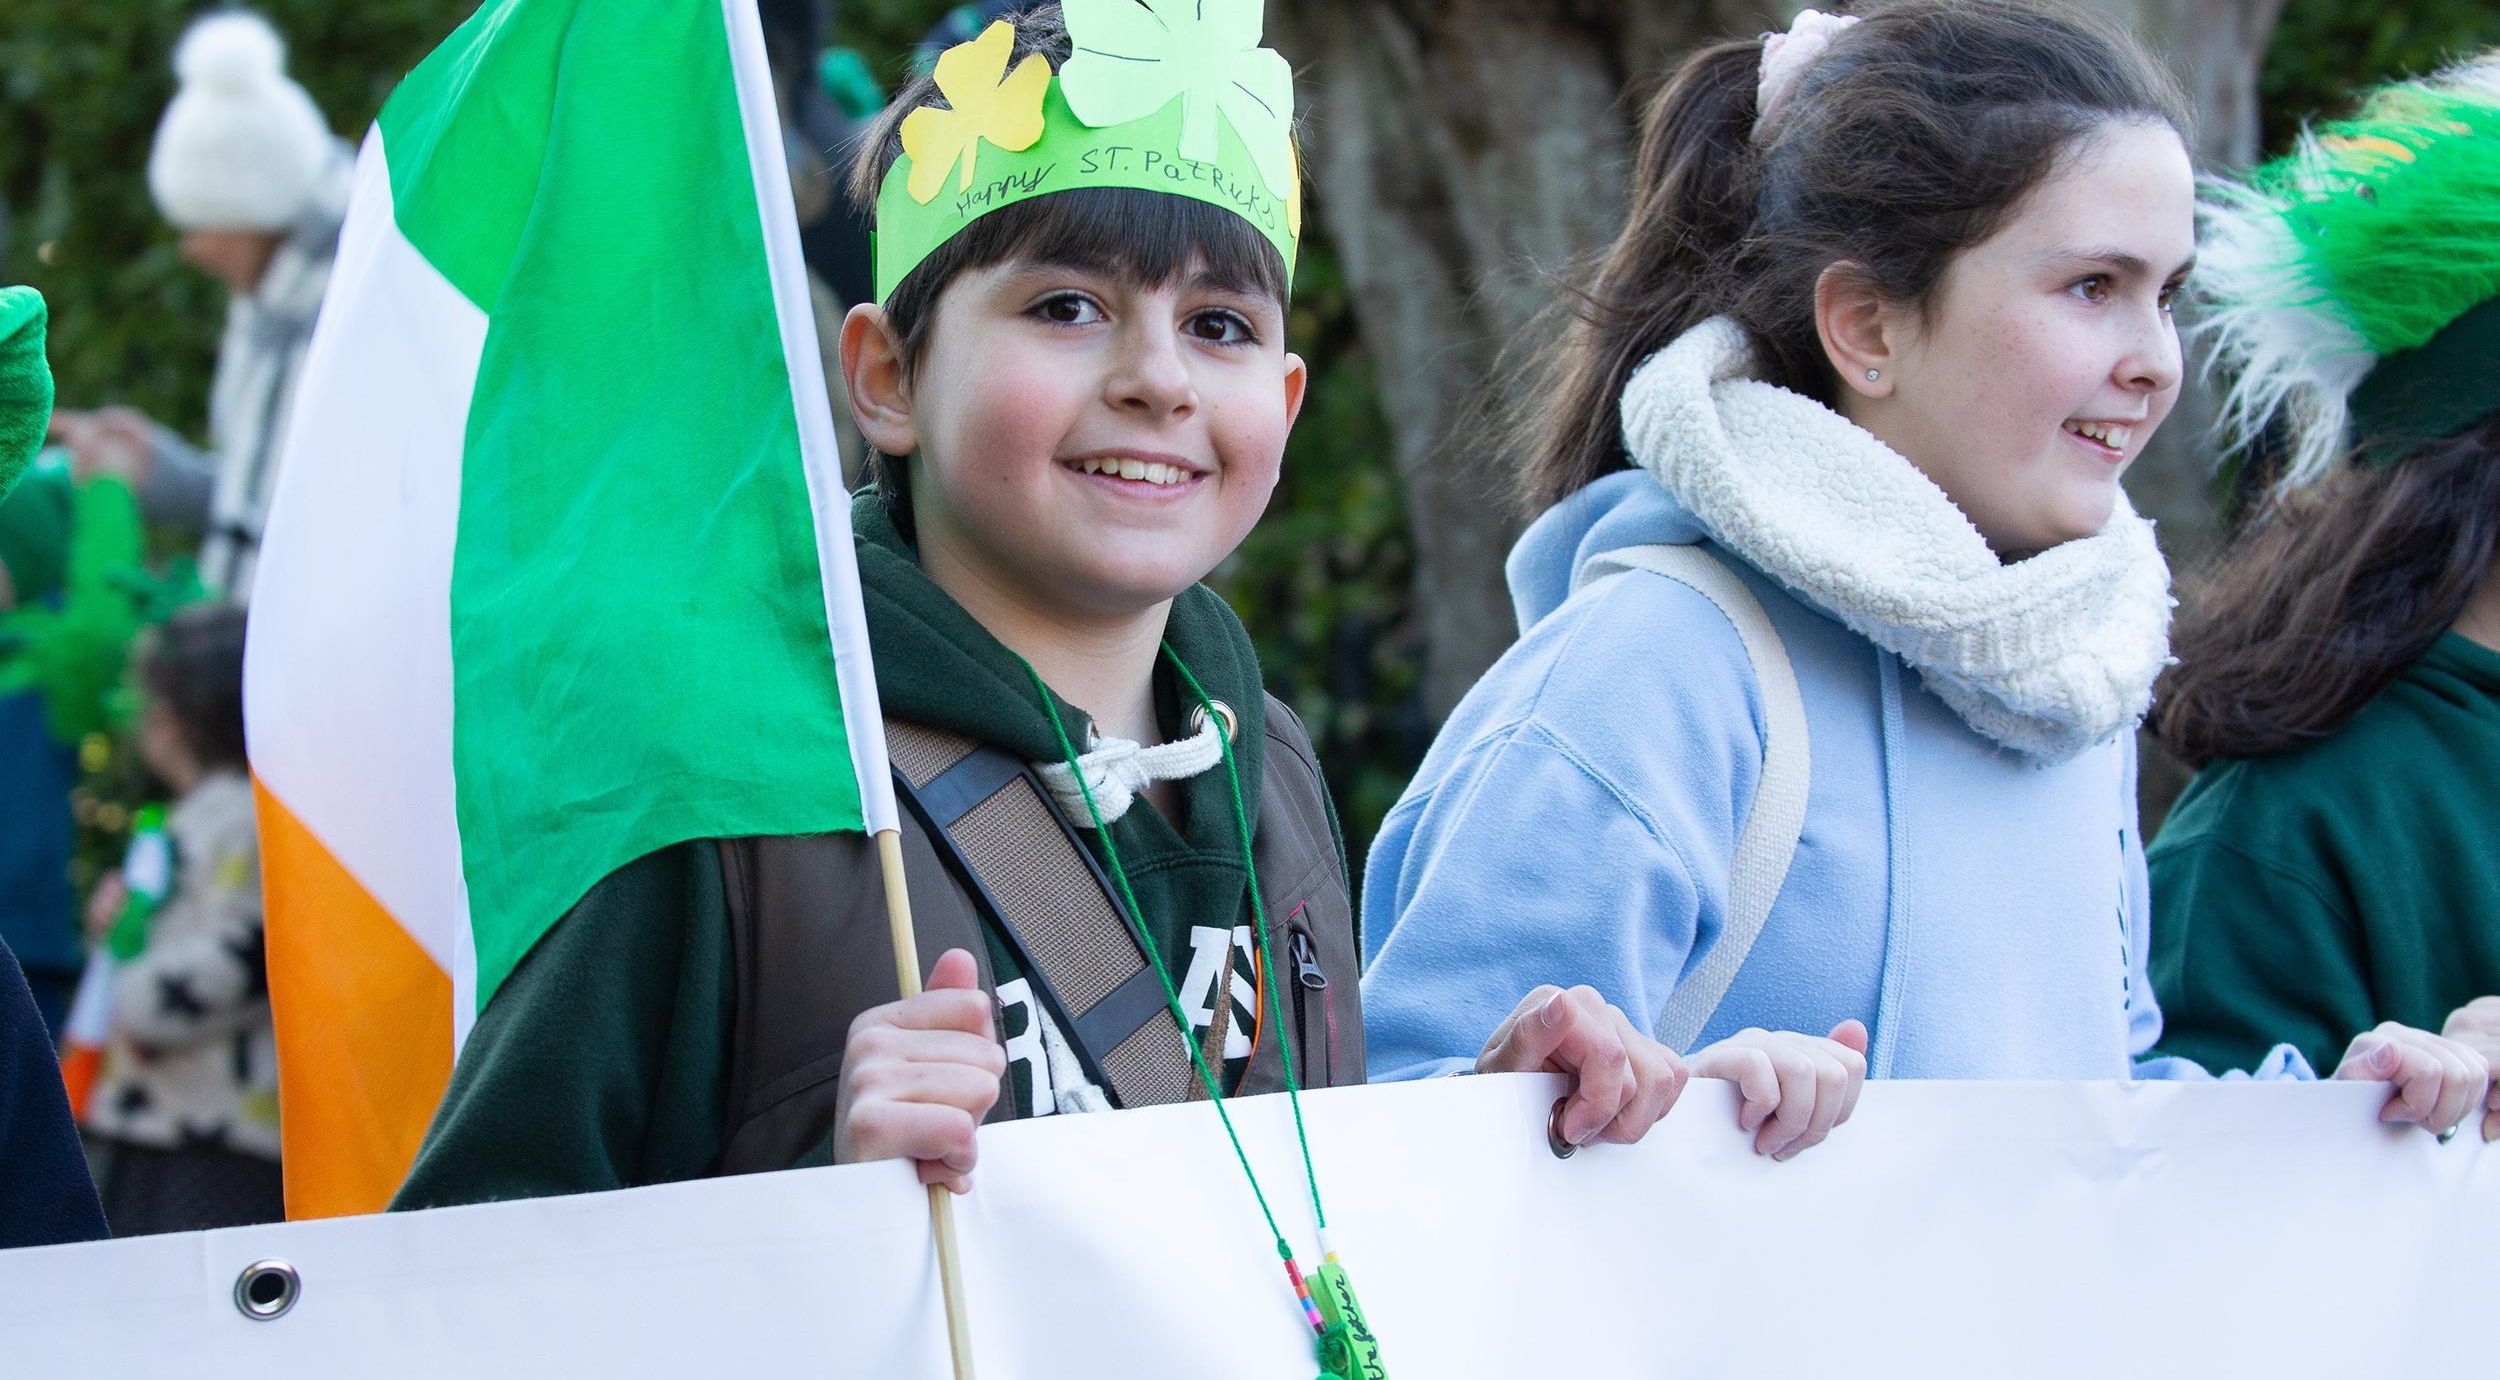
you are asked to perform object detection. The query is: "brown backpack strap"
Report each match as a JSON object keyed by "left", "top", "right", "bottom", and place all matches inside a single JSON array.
[{"left": 885, "top": 719, "right": 1195, "bottom": 1110}]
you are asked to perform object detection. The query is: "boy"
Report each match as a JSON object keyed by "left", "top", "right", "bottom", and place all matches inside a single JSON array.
[{"left": 396, "top": 0, "right": 1674, "bottom": 1214}]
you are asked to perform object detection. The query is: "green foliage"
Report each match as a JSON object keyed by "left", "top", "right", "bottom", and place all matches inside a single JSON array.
[{"left": 2260, "top": 0, "right": 2500, "bottom": 153}]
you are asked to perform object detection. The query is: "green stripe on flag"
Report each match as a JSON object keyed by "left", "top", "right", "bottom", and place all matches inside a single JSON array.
[{"left": 380, "top": 0, "right": 864, "bottom": 1011}]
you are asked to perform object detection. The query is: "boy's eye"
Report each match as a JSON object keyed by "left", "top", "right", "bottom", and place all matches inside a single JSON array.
[
  {"left": 1033, "top": 292, "right": 1104, "bottom": 325},
  {"left": 2157, "top": 280, "right": 2183, "bottom": 314},
  {"left": 1184, "top": 308, "right": 1256, "bottom": 345}
]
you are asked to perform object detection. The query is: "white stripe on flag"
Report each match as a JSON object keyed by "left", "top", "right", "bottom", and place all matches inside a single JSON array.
[
  {"left": 243, "top": 129, "right": 482, "bottom": 1046},
  {"left": 721, "top": 0, "right": 900, "bottom": 836}
]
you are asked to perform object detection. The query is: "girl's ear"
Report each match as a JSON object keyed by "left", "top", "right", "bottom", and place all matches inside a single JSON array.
[
  {"left": 840, "top": 303, "right": 918, "bottom": 456},
  {"left": 1813, "top": 261, "right": 1898, "bottom": 400}
]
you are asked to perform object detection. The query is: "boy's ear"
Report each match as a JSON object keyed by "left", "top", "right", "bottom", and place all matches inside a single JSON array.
[
  {"left": 839, "top": 303, "right": 919, "bottom": 456},
  {"left": 1813, "top": 261, "right": 1898, "bottom": 401},
  {"left": 1282, "top": 350, "right": 1309, "bottom": 432}
]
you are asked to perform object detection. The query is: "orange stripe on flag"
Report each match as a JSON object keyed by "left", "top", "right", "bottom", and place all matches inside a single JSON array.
[{"left": 255, "top": 776, "right": 453, "bottom": 1219}]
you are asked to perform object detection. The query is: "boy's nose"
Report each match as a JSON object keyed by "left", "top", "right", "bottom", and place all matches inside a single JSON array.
[{"left": 1105, "top": 325, "right": 1196, "bottom": 417}]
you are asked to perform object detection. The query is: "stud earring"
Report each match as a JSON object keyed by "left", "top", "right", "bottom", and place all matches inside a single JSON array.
[{"left": 1865, "top": 368, "right": 1881, "bottom": 382}]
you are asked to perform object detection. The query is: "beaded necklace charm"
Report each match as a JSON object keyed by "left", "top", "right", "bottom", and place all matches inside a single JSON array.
[{"left": 1026, "top": 650, "right": 1388, "bottom": 1379}]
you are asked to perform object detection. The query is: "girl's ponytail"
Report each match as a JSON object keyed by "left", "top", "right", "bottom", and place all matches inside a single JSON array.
[{"left": 1521, "top": 38, "right": 1765, "bottom": 511}]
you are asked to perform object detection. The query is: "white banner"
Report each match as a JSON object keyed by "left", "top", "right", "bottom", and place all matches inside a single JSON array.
[{"left": 4, "top": 1076, "right": 2491, "bottom": 1377}]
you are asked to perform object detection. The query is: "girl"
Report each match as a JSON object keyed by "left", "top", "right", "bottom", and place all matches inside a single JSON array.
[
  {"left": 2149, "top": 56, "right": 2500, "bottom": 1139},
  {"left": 1361, "top": 0, "right": 2486, "bottom": 1135},
  {"left": 80, "top": 603, "right": 280, "bottom": 1234}
]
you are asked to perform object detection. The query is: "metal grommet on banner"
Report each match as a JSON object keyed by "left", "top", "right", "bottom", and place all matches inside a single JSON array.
[
  {"left": 233, "top": 1259, "right": 301, "bottom": 1321},
  {"left": 1546, "top": 1097, "right": 1576, "bottom": 1159},
  {"left": 2437, "top": 1123, "right": 2462, "bottom": 1145}
]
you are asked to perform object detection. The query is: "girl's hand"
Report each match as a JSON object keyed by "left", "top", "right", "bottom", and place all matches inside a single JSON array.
[
  {"left": 2332, "top": 1021, "right": 2492, "bottom": 1139},
  {"left": 83, "top": 870, "right": 128, "bottom": 945},
  {"left": 2439, "top": 998, "right": 2500, "bottom": 1142},
  {"left": 1477, "top": 985, "right": 1688, "bottom": 1148},
  {"left": 832, "top": 948, "right": 1007, "bottom": 1193},
  {"left": 1687, "top": 1021, "right": 1869, "bottom": 1160}
]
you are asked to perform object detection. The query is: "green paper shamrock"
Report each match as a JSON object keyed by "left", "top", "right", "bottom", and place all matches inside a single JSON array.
[{"left": 1058, "top": 0, "right": 1295, "bottom": 199}]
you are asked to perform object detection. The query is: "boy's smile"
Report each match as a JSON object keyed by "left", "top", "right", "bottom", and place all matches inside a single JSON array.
[{"left": 850, "top": 257, "right": 1305, "bottom": 626}]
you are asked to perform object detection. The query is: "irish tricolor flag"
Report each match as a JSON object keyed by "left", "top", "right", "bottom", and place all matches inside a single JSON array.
[{"left": 245, "top": 0, "right": 897, "bottom": 1219}]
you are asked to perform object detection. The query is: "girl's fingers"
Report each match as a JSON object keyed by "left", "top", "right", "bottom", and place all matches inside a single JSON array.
[
  {"left": 1599, "top": 1013, "right": 1686, "bottom": 1144},
  {"left": 1550, "top": 994, "right": 1634, "bottom": 1145},
  {"left": 1705, "top": 1046, "right": 1780, "bottom": 1133},
  {"left": 1778, "top": 1052, "right": 1850, "bottom": 1160},
  {"left": 1476, "top": 985, "right": 1564, "bottom": 1073},
  {"left": 1756, "top": 1047, "right": 1819, "bottom": 1157}
]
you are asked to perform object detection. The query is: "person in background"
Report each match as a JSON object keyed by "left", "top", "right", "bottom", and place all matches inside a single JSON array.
[
  {"left": 46, "top": 9, "right": 351, "bottom": 601},
  {"left": 0, "top": 282, "right": 109, "bottom": 1249},
  {"left": 2150, "top": 54, "right": 2500, "bottom": 1140},
  {"left": 79, "top": 605, "right": 278, "bottom": 1236}
]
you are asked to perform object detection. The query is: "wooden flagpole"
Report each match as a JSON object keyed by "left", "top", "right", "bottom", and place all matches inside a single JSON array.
[{"left": 875, "top": 829, "right": 979, "bottom": 1380}]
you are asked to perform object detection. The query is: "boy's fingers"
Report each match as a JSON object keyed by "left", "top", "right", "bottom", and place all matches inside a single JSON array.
[
  {"left": 847, "top": 1100, "right": 982, "bottom": 1175},
  {"left": 841, "top": 1059, "right": 1005, "bottom": 1118},
  {"left": 1705, "top": 1046, "right": 1779, "bottom": 1133},
  {"left": 926, "top": 947, "right": 983, "bottom": 992},
  {"left": 871, "top": 986, "right": 998, "bottom": 1039},
  {"left": 1775, "top": 1052, "right": 1851, "bottom": 1159},
  {"left": 1828, "top": 1019, "right": 1870, "bottom": 1056},
  {"left": 916, "top": 1161, "right": 973, "bottom": 1195},
  {"left": 2483, "top": 1105, "right": 2500, "bottom": 1144}
]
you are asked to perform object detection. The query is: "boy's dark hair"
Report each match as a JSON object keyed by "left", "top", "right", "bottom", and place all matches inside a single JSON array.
[
  {"left": 846, "top": 3, "right": 1293, "bottom": 532},
  {"left": 139, "top": 603, "right": 249, "bottom": 774},
  {"left": 1519, "top": 0, "right": 2191, "bottom": 510},
  {"left": 2155, "top": 412, "right": 2500, "bottom": 767}
]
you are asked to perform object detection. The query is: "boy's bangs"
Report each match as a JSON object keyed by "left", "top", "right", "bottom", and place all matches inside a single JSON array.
[{"left": 911, "top": 187, "right": 1289, "bottom": 307}]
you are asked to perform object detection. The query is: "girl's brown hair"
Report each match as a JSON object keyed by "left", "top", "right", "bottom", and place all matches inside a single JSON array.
[
  {"left": 139, "top": 603, "right": 250, "bottom": 774},
  {"left": 2155, "top": 414, "right": 2500, "bottom": 767},
  {"left": 1520, "top": 0, "right": 2189, "bottom": 510}
]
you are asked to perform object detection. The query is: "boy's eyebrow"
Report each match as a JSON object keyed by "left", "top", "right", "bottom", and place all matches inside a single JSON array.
[
  {"left": 1005, "top": 255, "right": 1279, "bottom": 303},
  {"left": 2042, "top": 247, "right": 2196, "bottom": 278}
]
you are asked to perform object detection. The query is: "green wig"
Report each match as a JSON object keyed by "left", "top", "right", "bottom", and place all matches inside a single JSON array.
[{"left": 2193, "top": 54, "right": 2500, "bottom": 486}]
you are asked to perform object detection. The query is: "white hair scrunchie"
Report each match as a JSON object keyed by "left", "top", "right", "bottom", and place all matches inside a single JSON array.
[{"left": 1753, "top": 8, "right": 1860, "bottom": 142}]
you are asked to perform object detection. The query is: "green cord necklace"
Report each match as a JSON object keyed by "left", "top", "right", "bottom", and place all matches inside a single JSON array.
[{"left": 1021, "top": 647, "right": 1386, "bottom": 1380}]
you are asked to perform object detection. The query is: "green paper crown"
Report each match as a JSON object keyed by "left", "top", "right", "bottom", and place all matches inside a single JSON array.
[
  {"left": 873, "top": 0, "right": 1300, "bottom": 305},
  {"left": 2194, "top": 54, "right": 2500, "bottom": 485}
]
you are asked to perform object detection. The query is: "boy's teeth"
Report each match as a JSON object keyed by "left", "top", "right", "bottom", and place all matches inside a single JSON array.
[{"left": 1073, "top": 457, "right": 1186, "bottom": 485}]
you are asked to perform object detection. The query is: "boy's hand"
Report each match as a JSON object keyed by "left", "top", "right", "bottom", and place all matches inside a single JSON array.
[
  {"left": 2441, "top": 997, "right": 2500, "bottom": 1142},
  {"left": 1476, "top": 985, "right": 1688, "bottom": 1148},
  {"left": 1688, "top": 1021, "right": 1868, "bottom": 1160},
  {"left": 84, "top": 870, "right": 128, "bottom": 945},
  {"left": 832, "top": 948, "right": 1007, "bottom": 1193},
  {"left": 2333, "top": 1021, "right": 2492, "bottom": 1139}
]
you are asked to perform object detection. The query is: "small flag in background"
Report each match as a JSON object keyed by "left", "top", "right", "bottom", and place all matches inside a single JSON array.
[{"left": 244, "top": 0, "right": 896, "bottom": 1220}]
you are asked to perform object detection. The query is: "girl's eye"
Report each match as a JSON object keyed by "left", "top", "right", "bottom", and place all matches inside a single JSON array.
[
  {"left": 1184, "top": 309, "right": 1257, "bottom": 345},
  {"left": 1033, "top": 292, "right": 1104, "bottom": 325},
  {"left": 2157, "top": 281, "right": 2183, "bottom": 314},
  {"left": 2069, "top": 275, "right": 2112, "bottom": 304}
]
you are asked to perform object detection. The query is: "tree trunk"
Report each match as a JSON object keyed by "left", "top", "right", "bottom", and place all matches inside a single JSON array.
[
  {"left": 1272, "top": 0, "right": 1785, "bottom": 720},
  {"left": 1280, "top": 0, "right": 2285, "bottom": 748}
]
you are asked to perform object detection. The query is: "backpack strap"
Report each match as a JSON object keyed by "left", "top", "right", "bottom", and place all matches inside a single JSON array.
[
  {"left": 884, "top": 719, "right": 1196, "bottom": 1109},
  {"left": 1579, "top": 544, "right": 1811, "bottom": 1051}
]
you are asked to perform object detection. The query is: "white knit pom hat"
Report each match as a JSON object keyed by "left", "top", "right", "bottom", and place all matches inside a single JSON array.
[{"left": 147, "top": 11, "right": 338, "bottom": 231}]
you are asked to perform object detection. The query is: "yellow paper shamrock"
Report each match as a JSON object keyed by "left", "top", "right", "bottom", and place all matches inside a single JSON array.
[{"left": 899, "top": 21, "right": 1052, "bottom": 204}]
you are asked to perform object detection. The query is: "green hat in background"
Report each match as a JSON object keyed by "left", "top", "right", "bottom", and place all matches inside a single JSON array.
[
  {"left": 0, "top": 285, "right": 55, "bottom": 503},
  {"left": 0, "top": 459, "right": 74, "bottom": 606}
]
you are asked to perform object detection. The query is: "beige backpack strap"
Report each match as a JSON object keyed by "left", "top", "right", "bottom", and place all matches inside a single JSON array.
[
  {"left": 1579, "top": 544, "right": 1811, "bottom": 1051},
  {"left": 885, "top": 719, "right": 1196, "bottom": 1109}
]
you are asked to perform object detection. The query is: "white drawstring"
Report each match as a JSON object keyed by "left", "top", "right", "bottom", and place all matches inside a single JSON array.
[{"left": 1035, "top": 700, "right": 1234, "bottom": 824}]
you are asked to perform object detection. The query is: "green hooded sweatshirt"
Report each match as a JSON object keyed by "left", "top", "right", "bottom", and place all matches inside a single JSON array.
[
  {"left": 2149, "top": 632, "right": 2500, "bottom": 1074},
  {"left": 395, "top": 495, "right": 1345, "bottom": 1208}
]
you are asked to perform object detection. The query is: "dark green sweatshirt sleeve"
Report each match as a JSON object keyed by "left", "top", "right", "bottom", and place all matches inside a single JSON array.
[
  {"left": 391, "top": 842, "right": 735, "bottom": 1210},
  {"left": 2148, "top": 832, "right": 2372, "bottom": 1078}
]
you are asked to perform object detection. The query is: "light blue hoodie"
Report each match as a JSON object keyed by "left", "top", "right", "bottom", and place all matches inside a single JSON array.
[{"left": 1361, "top": 471, "right": 2308, "bottom": 1083}]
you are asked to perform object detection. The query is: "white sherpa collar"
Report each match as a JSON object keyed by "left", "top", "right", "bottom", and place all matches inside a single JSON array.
[{"left": 1617, "top": 317, "right": 2174, "bottom": 761}]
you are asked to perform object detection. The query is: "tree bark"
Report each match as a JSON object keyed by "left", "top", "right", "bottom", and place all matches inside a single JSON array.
[{"left": 1280, "top": 0, "right": 2285, "bottom": 744}]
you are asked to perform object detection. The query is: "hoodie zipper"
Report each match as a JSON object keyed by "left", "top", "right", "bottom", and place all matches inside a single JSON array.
[{"left": 1287, "top": 915, "right": 1333, "bottom": 1086}]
